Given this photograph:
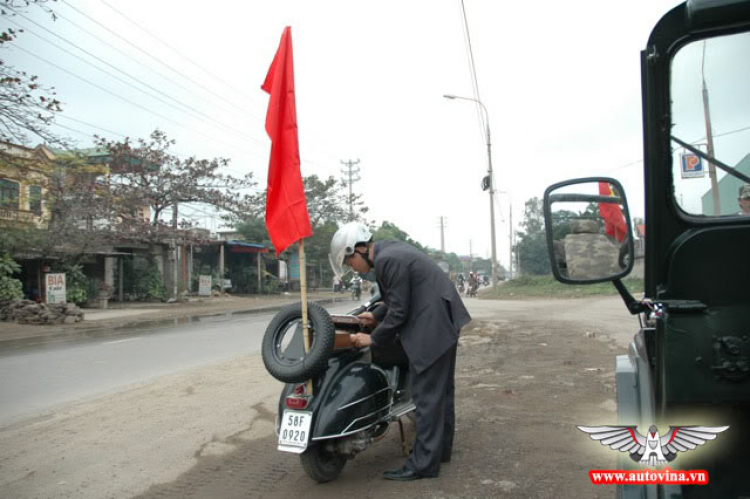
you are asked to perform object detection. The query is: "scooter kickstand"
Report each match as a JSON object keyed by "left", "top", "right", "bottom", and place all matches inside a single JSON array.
[{"left": 397, "top": 418, "right": 410, "bottom": 457}]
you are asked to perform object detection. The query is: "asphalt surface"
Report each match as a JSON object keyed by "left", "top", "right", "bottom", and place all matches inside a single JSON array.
[{"left": 0, "top": 302, "right": 355, "bottom": 425}]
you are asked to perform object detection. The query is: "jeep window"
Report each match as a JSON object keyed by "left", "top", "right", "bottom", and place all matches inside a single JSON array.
[{"left": 670, "top": 32, "right": 750, "bottom": 217}]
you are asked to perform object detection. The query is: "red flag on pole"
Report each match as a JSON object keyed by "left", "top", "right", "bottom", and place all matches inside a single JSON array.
[
  {"left": 598, "top": 182, "right": 627, "bottom": 242},
  {"left": 262, "top": 27, "right": 312, "bottom": 255}
]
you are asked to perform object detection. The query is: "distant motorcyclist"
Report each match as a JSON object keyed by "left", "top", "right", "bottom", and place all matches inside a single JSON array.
[
  {"left": 350, "top": 273, "right": 362, "bottom": 300},
  {"left": 329, "top": 222, "right": 471, "bottom": 481},
  {"left": 467, "top": 272, "right": 479, "bottom": 297},
  {"left": 456, "top": 273, "right": 465, "bottom": 294}
]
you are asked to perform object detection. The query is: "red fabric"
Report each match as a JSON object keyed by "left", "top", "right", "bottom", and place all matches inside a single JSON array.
[
  {"left": 599, "top": 182, "right": 627, "bottom": 242},
  {"left": 262, "top": 27, "right": 312, "bottom": 255}
]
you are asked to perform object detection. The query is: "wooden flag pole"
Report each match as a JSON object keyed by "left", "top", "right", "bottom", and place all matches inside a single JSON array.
[{"left": 299, "top": 239, "right": 313, "bottom": 395}]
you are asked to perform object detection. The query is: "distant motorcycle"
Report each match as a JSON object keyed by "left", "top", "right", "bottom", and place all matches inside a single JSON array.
[{"left": 351, "top": 281, "right": 362, "bottom": 301}]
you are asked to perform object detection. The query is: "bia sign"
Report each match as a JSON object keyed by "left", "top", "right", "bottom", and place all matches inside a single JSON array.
[{"left": 46, "top": 273, "right": 67, "bottom": 304}]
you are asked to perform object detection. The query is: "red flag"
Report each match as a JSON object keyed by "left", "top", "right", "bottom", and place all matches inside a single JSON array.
[
  {"left": 599, "top": 182, "right": 627, "bottom": 242},
  {"left": 262, "top": 27, "right": 312, "bottom": 255}
]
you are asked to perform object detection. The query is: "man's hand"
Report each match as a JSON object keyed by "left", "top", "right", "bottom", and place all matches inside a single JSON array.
[
  {"left": 357, "top": 312, "right": 378, "bottom": 329},
  {"left": 350, "top": 333, "right": 373, "bottom": 348}
]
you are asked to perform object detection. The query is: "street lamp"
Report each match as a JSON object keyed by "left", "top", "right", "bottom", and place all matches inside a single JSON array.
[{"left": 443, "top": 94, "right": 498, "bottom": 291}]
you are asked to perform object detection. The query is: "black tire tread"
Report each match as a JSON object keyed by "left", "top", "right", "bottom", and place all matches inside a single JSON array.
[
  {"left": 261, "top": 302, "right": 335, "bottom": 383},
  {"left": 300, "top": 445, "right": 346, "bottom": 483}
]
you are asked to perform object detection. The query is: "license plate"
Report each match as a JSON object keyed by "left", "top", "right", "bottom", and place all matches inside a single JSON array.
[{"left": 278, "top": 410, "right": 312, "bottom": 453}]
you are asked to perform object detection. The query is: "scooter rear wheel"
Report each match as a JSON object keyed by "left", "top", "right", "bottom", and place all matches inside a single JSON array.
[
  {"left": 262, "top": 302, "right": 336, "bottom": 383},
  {"left": 300, "top": 445, "right": 346, "bottom": 483}
]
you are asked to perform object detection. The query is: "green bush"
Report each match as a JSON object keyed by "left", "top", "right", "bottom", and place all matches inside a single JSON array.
[
  {"left": 0, "top": 254, "right": 23, "bottom": 300},
  {"left": 124, "top": 256, "right": 167, "bottom": 301},
  {"left": 59, "top": 263, "right": 89, "bottom": 305},
  {"left": 0, "top": 275, "right": 23, "bottom": 301},
  {"left": 228, "top": 265, "right": 258, "bottom": 294}
]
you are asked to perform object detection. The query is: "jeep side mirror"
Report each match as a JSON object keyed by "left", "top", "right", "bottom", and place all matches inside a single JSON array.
[{"left": 543, "top": 178, "right": 635, "bottom": 284}]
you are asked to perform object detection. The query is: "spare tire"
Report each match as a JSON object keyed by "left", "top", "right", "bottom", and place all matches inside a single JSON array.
[{"left": 262, "top": 302, "right": 336, "bottom": 383}]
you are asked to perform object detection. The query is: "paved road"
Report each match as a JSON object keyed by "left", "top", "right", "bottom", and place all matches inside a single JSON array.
[
  {"left": 0, "top": 296, "right": 633, "bottom": 499},
  {"left": 0, "top": 302, "right": 356, "bottom": 425}
]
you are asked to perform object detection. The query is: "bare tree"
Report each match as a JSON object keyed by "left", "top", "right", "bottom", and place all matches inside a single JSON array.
[
  {"left": 96, "top": 130, "right": 257, "bottom": 237},
  {"left": 1, "top": 1, "right": 64, "bottom": 152}
]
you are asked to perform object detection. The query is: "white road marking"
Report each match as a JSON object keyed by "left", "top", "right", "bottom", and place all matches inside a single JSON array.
[{"left": 102, "top": 337, "right": 142, "bottom": 345}]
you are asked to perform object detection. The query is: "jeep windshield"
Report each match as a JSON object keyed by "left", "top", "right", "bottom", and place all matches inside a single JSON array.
[{"left": 670, "top": 31, "right": 750, "bottom": 217}]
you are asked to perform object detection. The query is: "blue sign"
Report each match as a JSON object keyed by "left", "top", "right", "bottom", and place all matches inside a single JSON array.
[{"left": 681, "top": 154, "right": 704, "bottom": 179}]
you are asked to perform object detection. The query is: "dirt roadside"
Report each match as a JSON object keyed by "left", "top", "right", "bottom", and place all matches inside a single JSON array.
[{"left": 0, "top": 296, "right": 636, "bottom": 499}]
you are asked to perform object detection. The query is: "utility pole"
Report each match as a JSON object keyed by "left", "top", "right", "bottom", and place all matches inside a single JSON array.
[
  {"left": 443, "top": 95, "right": 498, "bottom": 291},
  {"left": 702, "top": 42, "right": 720, "bottom": 215},
  {"left": 508, "top": 202, "right": 513, "bottom": 280},
  {"left": 340, "top": 159, "right": 361, "bottom": 220},
  {"left": 171, "top": 203, "right": 179, "bottom": 301},
  {"left": 438, "top": 216, "right": 447, "bottom": 253},
  {"left": 469, "top": 239, "right": 474, "bottom": 271}
]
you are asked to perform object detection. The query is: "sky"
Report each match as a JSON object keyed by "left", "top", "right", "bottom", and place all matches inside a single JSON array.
[{"left": 2, "top": 0, "right": 685, "bottom": 269}]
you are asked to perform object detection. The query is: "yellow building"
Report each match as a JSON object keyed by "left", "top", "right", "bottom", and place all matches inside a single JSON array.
[{"left": 0, "top": 141, "right": 55, "bottom": 229}]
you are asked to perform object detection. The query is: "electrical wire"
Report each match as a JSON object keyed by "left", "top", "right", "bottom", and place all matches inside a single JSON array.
[
  {"left": 12, "top": 45, "right": 269, "bottom": 160},
  {"left": 7, "top": 16, "right": 269, "bottom": 150},
  {"left": 57, "top": 114, "right": 127, "bottom": 138},
  {"left": 98, "top": 0, "right": 265, "bottom": 114},
  {"left": 459, "top": 0, "right": 487, "bottom": 142},
  {"left": 39, "top": 3, "right": 252, "bottom": 123},
  {"left": 29, "top": 0, "right": 344, "bottom": 171},
  {"left": 57, "top": 0, "right": 260, "bottom": 119}
]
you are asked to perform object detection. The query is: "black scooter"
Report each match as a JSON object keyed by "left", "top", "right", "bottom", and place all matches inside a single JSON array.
[{"left": 262, "top": 295, "right": 414, "bottom": 482}]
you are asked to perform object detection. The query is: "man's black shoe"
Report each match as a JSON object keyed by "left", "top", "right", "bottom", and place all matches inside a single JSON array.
[{"left": 383, "top": 467, "right": 422, "bottom": 481}]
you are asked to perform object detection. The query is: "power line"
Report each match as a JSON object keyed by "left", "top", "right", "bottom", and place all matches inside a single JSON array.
[
  {"left": 37, "top": 2, "right": 253, "bottom": 123},
  {"left": 15, "top": 2, "right": 339, "bottom": 175},
  {"left": 603, "top": 125, "right": 750, "bottom": 174},
  {"left": 12, "top": 45, "right": 269, "bottom": 160},
  {"left": 56, "top": 114, "right": 254, "bottom": 169},
  {"left": 98, "top": 0, "right": 265, "bottom": 115},
  {"left": 28, "top": 0, "right": 343, "bottom": 173},
  {"left": 8, "top": 16, "right": 268, "bottom": 150},
  {"left": 459, "top": 0, "right": 487, "bottom": 143},
  {"left": 57, "top": 114, "right": 127, "bottom": 138},
  {"left": 57, "top": 0, "right": 261, "bottom": 120}
]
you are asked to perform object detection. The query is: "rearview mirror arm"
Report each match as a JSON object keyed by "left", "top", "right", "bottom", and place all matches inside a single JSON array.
[{"left": 612, "top": 279, "right": 649, "bottom": 315}]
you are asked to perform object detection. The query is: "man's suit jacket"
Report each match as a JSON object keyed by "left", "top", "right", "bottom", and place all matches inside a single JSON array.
[{"left": 370, "top": 240, "right": 471, "bottom": 374}]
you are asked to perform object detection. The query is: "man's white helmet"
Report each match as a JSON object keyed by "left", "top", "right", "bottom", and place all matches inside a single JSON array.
[{"left": 329, "top": 222, "right": 372, "bottom": 279}]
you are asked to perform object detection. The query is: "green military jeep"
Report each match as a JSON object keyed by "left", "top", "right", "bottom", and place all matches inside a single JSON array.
[{"left": 543, "top": 1, "right": 750, "bottom": 498}]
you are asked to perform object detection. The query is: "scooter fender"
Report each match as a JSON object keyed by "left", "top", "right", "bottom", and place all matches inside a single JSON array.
[{"left": 308, "top": 358, "right": 392, "bottom": 440}]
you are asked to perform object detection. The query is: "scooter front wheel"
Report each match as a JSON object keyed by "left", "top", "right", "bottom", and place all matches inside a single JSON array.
[{"left": 300, "top": 445, "right": 346, "bottom": 483}]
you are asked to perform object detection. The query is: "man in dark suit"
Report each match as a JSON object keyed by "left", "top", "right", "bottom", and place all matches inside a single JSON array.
[{"left": 329, "top": 223, "right": 472, "bottom": 480}]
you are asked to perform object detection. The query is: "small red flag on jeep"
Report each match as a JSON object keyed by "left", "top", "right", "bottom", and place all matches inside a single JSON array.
[
  {"left": 262, "top": 27, "right": 312, "bottom": 255},
  {"left": 599, "top": 182, "right": 627, "bottom": 242}
]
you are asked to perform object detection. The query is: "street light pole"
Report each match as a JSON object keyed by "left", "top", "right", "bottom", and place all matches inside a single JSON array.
[{"left": 444, "top": 94, "right": 498, "bottom": 291}]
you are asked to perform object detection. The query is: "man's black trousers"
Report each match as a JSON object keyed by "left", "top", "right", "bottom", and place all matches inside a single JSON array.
[{"left": 405, "top": 342, "right": 457, "bottom": 477}]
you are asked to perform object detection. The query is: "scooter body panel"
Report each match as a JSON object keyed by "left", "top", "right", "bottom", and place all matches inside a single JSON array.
[{"left": 277, "top": 349, "right": 393, "bottom": 441}]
